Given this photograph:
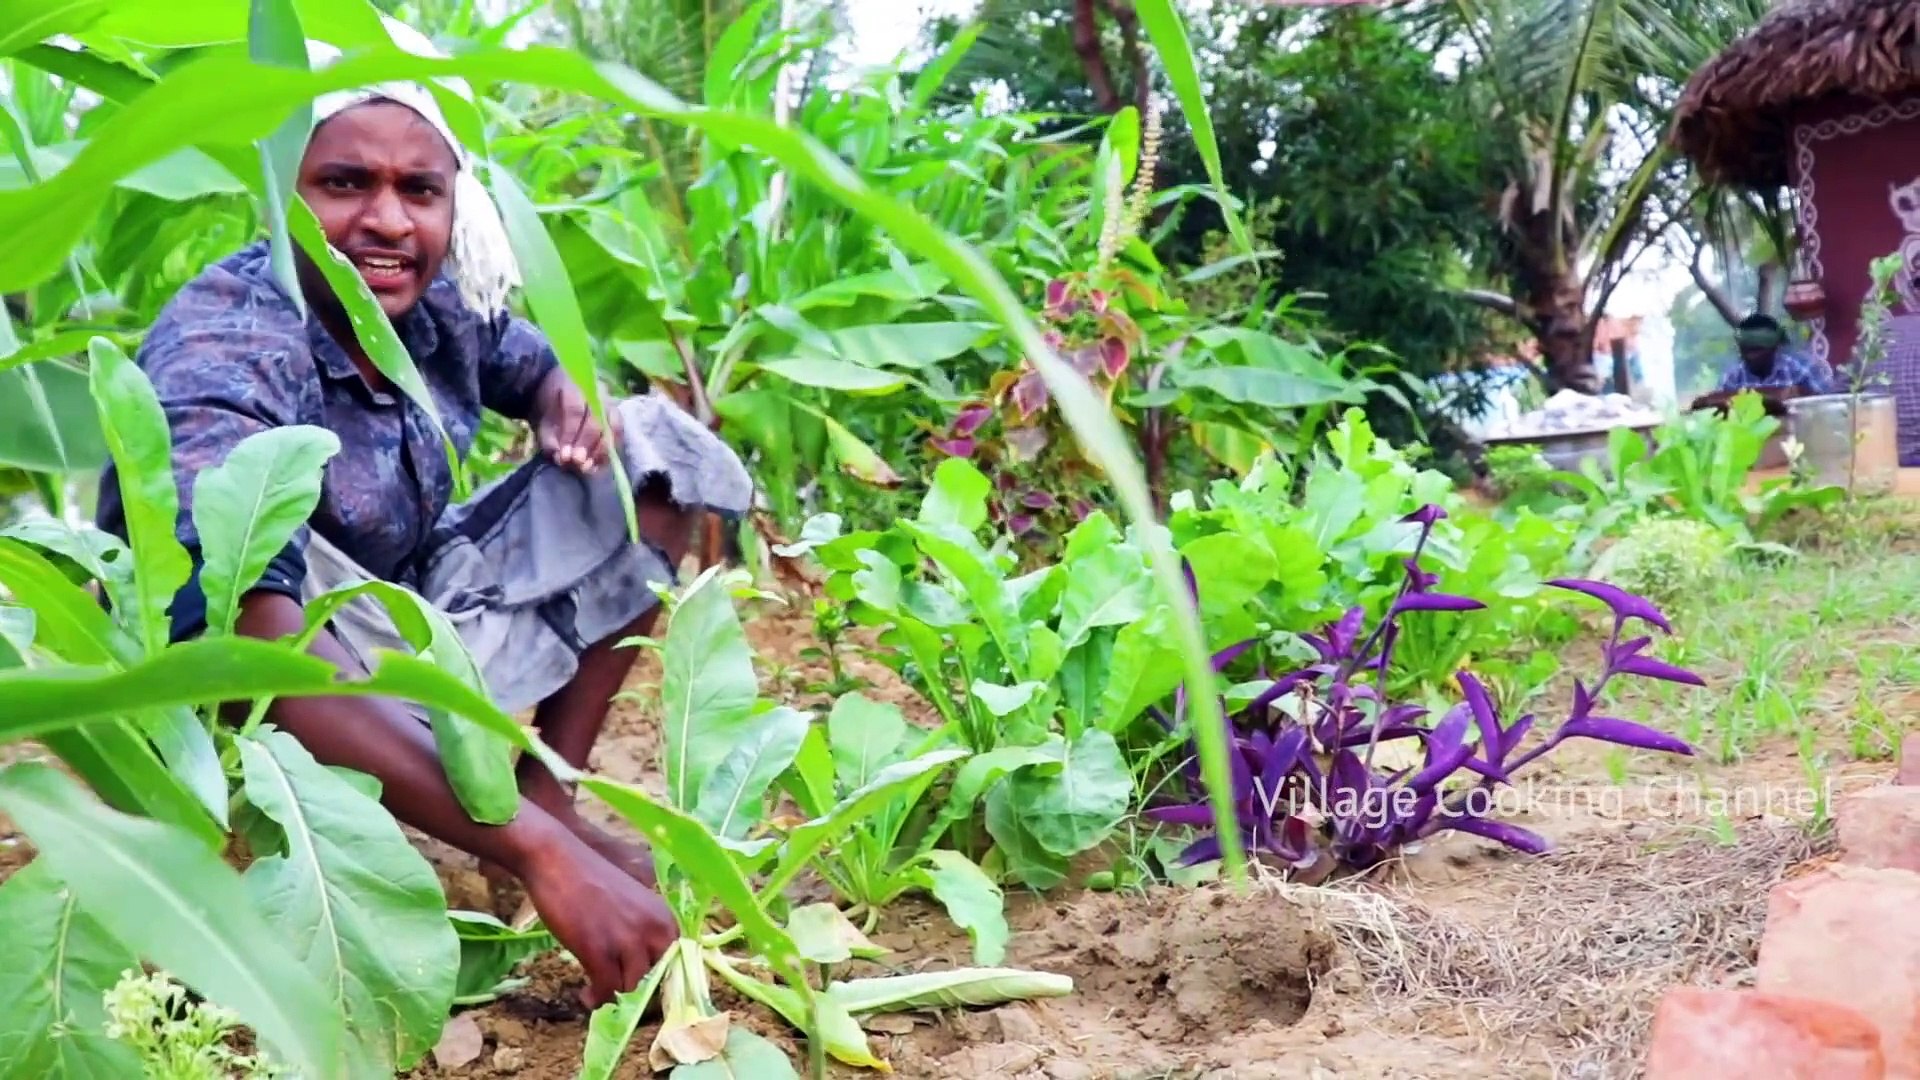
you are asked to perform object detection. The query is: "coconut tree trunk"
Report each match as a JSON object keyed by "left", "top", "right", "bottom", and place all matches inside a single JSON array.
[{"left": 1527, "top": 278, "right": 1599, "bottom": 393}]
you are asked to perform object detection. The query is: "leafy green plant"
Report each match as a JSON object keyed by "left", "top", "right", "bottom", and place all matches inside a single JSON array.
[
  {"left": 576, "top": 565, "right": 1072, "bottom": 1076},
  {"left": 101, "top": 969, "right": 287, "bottom": 1080},
  {"left": 1588, "top": 518, "right": 1733, "bottom": 608}
]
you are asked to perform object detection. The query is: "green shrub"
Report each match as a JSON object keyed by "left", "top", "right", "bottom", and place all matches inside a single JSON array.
[{"left": 1588, "top": 519, "right": 1732, "bottom": 607}]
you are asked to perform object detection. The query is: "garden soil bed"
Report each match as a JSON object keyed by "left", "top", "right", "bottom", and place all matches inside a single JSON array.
[{"left": 0, "top": 599, "right": 1865, "bottom": 1078}]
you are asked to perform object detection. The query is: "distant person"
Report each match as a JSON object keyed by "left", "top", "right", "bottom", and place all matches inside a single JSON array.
[{"left": 1714, "top": 313, "right": 1836, "bottom": 396}]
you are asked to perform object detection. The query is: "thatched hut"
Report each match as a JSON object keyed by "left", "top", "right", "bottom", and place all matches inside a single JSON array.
[{"left": 1672, "top": 0, "right": 1920, "bottom": 455}]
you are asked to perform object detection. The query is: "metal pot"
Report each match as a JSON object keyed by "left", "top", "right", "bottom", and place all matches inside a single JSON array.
[{"left": 1785, "top": 392, "right": 1899, "bottom": 495}]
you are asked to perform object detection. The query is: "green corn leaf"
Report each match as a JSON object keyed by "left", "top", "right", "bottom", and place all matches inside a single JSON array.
[
  {"left": 238, "top": 728, "right": 459, "bottom": 1073},
  {"left": 753, "top": 357, "right": 908, "bottom": 394},
  {"left": 0, "top": 38, "right": 1242, "bottom": 877},
  {"left": 0, "top": 861, "right": 143, "bottom": 1078},
  {"left": 485, "top": 163, "right": 637, "bottom": 541},
  {"left": 247, "top": 0, "right": 311, "bottom": 315},
  {"left": 1132, "top": 0, "right": 1248, "bottom": 254},
  {"left": 579, "top": 777, "right": 809, "bottom": 988},
  {"left": 286, "top": 201, "right": 465, "bottom": 497},
  {"left": 192, "top": 425, "right": 340, "bottom": 636},
  {"left": 0, "top": 762, "right": 348, "bottom": 1077},
  {"left": 287, "top": 579, "right": 518, "bottom": 824},
  {"left": 0, "top": 634, "right": 573, "bottom": 783},
  {"left": 86, "top": 337, "right": 191, "bottom": 657}
]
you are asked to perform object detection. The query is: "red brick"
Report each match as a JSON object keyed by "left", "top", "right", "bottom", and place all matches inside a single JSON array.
[
  {"left": 1898, "top": 734, "right": 1920, "bottom": 785},
  {"left": 1841, "top": 788, "right": 1920, "bottom": 872},
  {"left": 1643, "top": 987, "right": 1884, "bottom": 1078},
  {"left": 1758, "top": 865, "right": 1920, "bottom": 1077}
]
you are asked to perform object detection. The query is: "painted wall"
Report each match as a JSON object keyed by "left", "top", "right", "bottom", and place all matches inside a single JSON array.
[{"left": 1792, "top": 92, "right": 1920, "bottom": 462}]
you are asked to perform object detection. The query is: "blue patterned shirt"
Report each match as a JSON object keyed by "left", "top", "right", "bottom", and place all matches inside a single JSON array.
[
  {"left": 95, "top": 240, "right": 559, "bottom": 637},
  {"left": 1717, "top": 347, "right": 1836, "bottom": 396}
]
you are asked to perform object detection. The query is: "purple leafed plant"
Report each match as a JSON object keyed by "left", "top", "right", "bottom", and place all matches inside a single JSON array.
[{"left": 1146, "top": 504, "right": 1703, "bottom": 873}]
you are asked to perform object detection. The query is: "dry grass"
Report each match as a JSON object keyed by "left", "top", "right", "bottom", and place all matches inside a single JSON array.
[{"left": 1276, "top": 822, "right": 1831, "bottom": 1079}]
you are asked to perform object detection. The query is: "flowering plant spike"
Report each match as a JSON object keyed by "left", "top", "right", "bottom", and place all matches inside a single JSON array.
[{"left": 1147, "top": 504, "right": 1702, "bottom": 871}]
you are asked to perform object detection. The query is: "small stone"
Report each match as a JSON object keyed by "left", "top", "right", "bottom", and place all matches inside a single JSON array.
[
  {"left": 863, "top": 1014, "right": 917, "bottom": 1036},
  {"left": 1643, "top": 987, "right": 1883, "bottom": 1077},
  {"left": 431, "top": 1014, "right": 485, "bottom": 1070},
  {"left": 1839, "top": 788, "right": 1920, "bottom": 872},
  {"left": 940, "top": 1044, "right": 1041, "bottom": 1075},
  {"left": 1758, "top": 865, "right": 1920, "bottom": 1072},
  {"left": 990, "top": 1005, "right": 1044, "bottom": 1045},
  {"left": 485, "top": 1016, "right": 531, "bottom": 1046},
  {"left": 490, "top": 1046, "right": 526, "bottom": 1073},
  {"left": 1044, "top": 1060, "right": 1096, "bottom": 1080}
]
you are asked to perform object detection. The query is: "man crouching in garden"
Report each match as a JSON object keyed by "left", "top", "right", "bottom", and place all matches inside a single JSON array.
[{"left": 93, "top": 49, "right": 750, "bottom": 1008}]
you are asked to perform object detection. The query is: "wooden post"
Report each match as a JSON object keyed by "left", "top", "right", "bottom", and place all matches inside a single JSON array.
[{"left": 1610, "top": 338, "right": 1631, "bottom": 396}]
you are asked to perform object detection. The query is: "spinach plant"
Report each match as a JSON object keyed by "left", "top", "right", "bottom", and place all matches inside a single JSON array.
[{"left": 575, "top": 566, "right": 1072, "bottom": 1078}]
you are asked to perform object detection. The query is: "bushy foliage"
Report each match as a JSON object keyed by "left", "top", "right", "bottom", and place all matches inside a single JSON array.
[{"left": 1589, "top": 519, "right": 1733, "bottom": 608}]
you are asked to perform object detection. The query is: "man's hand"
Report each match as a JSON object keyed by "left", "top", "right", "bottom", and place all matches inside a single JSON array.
[
  {"left": 519, "top": 829, "right": 677, "bottom": 1008},
  {"left": 533, "top": 369, "right": 622, "bottom": 475}
]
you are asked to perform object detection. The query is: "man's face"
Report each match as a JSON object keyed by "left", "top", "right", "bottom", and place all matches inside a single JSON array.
[
  {"left": 1739, "top": 341, "right": 1777, "bottom": 374},
  {"left": 293, "top": 101, "right": 457, "bottom": 320}
]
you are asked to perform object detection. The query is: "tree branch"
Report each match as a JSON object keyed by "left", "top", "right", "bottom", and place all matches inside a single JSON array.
[
  {"left": 1071, "top": 0, "right": 1123, "bottom": 114},
  {"left": 1456, "top": 288, "right": 1520, "bottom": 318},
  {"left": 1688, "top": 243, "right": 1741, "bottom": 325},
  {"left": 1105, "top": 0, "right": 1150, "bottom": 118}
]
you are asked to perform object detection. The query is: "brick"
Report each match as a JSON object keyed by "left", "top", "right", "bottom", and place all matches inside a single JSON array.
[
  {"left": 1841, "top": 787, "right": 1920, "bottom": 872},
  {"left": 1643, "top": 987, "right": 1884, "bottom": 1078},
  {"left": 1898, "top": 733, "right": 1920, "bottom": 785},
  {"left": 1758, "top": 865, "right": 1920, "bottom": 1077}
]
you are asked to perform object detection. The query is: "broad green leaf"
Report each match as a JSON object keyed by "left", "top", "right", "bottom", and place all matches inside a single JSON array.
[
  {"left": 239, "top": 729, "right": 457, "bottom": 1072},
  {"left": 984, "top": 782, "right": 1068, "bottom": 889},
  {"left": 579, "top": 957, "right": 671, "bottom": 1080},
  {"left": 0, "top": 358, "right": 106, "bottom": 473},
  {"left": 670, "top": 1026, "right": 798, "bottom": 1079},
  {"left": 925, "top": 740, "right": 1063, "bottom": 849},
  {"left": 0, "top": 861, "right": 142, "bottom": 1078},
  {"left": 790, "top": 400, "right": 901, "bottom": 486},
  {"left": 969, "top": 680, "right": 1044, "bottom": 718},
  {"left": 825, "top": 968, "right": 1073, "bottom": 1015},
  {"left": 450, "top": 910, "right": 553, "bottom": 1006},
  {"left": 0, "top": 539, "right": 224, "bottom": 843},
  {"left": 1001, "top": 730, "right": 1131, "bottom": 858},
  {"left": 898, "top": 520, "right": 1024, "bottom": 670},
  {"left": 692, "top": 706, "right": 809, "bottom": 841},
  {"left": 88, "top": 337, "right": 192, "bottom": 656},
  {"left": 1, "top": 518, "right": 134, "bottom": 619},
  {"left": 755, "top": 357, "right": 907, "bottom": 394},
  {"left": 487, "top": 164, "right": 636, "bottom": 539},
  {"left": 296, "top": 580, "right": 518, "bottom": 823},
  {"left": 1174, "top": 365, "right": 1353, "bottom": 409},
  {"left": 0, "top": 762, "right": 346, "bottom": 1076},
  {"left": 661, "top": 567, "right": 761, "bottom": 813},
  {"left": 913, "top": 851, "right": 1008, "bottom": 966},
  {"left": 917, "top": 457, "right": 990, "bottom": 533},
  {"left": 781, "top": 723, "right": 836, "bottom": 819},
  {"left": 818, "top": 321, "right": 993, "bottom": 370},
  {"left": 0, "top": 604, "right": 33, "bottom": 665},
  {"left": 789, "top": 266, "right": 947, "bottom": 310},
  {"left": 825, "top": 692, "right": 909, "bottom": 792},
  {"left": 1056, "top": 544, "right": 1153, "bottom": 649},
  {"left": 192, "top": 425, "right": 340, "bottom": 636},
  {"left": 0, "top": 38, "right": 1242, "bottom": 875},
  {"left": 580, "top": 778, "right": 808, "bottom": 984},
  {"left": 760, "top": 749, "right": 969, "bottom": 901},
  {"left": 785, "top": 903, "right": 887, "bottom": 965},
  {"left": 1181, "top": 532, "right": 1279, "bottom": 617}
]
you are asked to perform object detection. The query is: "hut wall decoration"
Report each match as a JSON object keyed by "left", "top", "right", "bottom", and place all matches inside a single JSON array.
[{"left": 1674, "top": 0, "right": 1920, "bottom": 463}]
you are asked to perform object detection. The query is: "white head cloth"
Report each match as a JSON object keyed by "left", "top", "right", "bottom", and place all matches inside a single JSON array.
[{"left": 304, "top": 18, "right": 521, "bottom": 318}]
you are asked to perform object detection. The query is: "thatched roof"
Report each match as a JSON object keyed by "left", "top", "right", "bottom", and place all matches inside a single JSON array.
[{"left": 1671, "top": 0, "right": 1920, "bottom": 191}]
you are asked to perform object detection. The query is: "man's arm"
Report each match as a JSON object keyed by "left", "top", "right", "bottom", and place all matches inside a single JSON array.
[{"left": 233, "top": 591, "right": 676, "bottom": 1005}]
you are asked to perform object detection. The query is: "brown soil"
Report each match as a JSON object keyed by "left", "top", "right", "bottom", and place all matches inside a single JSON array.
[{"left": 0, "top": 587, "right": 1863, "bottom": 1079}]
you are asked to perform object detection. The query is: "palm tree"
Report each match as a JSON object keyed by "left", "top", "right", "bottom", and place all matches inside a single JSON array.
[{"left": 1406, "top": 0, "right": 1774, "bottom": 392}]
